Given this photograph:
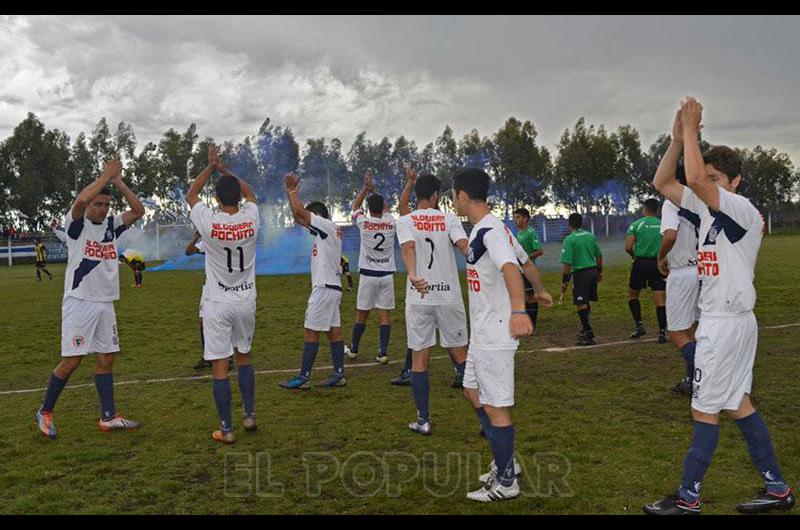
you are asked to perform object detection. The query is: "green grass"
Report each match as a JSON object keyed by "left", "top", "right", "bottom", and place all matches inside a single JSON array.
[{"left": 0, "top": 235, "right": 798, "bottom": 514}]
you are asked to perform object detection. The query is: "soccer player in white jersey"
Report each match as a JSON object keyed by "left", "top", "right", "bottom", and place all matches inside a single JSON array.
[
  {"left": 188, "top": 145, "right": 260, "bottom": 444},
  {"left": 644, "top": 99, "right": 794, "bottom": 515},
  {"left": 345, "top": 171, "right": 397, "bottom": 364},
  {"left": 656, "top": 157, "right": 701, "bottom": 397},
  {"left": 35, "top": 158, "right": 145, "bottom": 438},
  {"left": 396, "top": 165, "right": 471, "bottom": 435},
  {"left": 449, "top": 168, "right": 538, "bottom": 502},
  {"left": 279, "top": 173, "right": 347, "bottom": 389}
]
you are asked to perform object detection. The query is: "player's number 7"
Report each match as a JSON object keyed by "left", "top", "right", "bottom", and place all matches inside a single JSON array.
[{"left": 225, "top": 247, "right": 244, "bottom": 273}]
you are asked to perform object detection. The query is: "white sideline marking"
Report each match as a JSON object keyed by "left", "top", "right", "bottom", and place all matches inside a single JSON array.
[{"left": 3, "top": 321, "right": 798, "bottom": 397}]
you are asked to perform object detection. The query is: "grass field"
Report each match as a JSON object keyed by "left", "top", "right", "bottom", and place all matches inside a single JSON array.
[{"left": 0, "top": 234, "right": 798, "bottom": 515}]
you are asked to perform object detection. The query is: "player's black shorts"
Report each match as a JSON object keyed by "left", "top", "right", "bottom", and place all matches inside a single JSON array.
[
  {"left": 629, "top": 257, "right": 666, "bottom": 291},
  {"left": 523, "top": 276, "right": 535, "bottom": 294},
  {"left": 572, "top": 267, "right": 599, "bottom": 306},
  {"left": 35, "top": 260, "right": 46, "bottom": 269}
]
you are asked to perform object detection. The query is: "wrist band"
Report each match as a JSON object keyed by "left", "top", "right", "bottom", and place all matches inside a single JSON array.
[
  {"left": 562, "top": 273, "right": 571, "bottom": 284},
  {"left": 511, "top": 311, "right": 528, "bottom": 315},
  {"left": 596, "top": 266, "right": 603, "bottom": 274}
]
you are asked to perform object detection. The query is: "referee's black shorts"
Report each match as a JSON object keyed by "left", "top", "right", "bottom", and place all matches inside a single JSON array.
[
  {"left": 629, "top": 257, "right": 666, "bottom": 291},
  {"left": 572, "top": 267, "right": 599, "bottom": 306}
]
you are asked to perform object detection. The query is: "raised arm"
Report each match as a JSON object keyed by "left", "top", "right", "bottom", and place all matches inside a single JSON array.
[
  {"left": 71, "top": 158, "right": 120, "bottom": 220},
  {"left": 187, "top": 144, "right": 220, "bottom": 208},
  {"left": 681, "top": 98, "right": 720, "bottom": 211},
  {"left": 653, "top": 110, "right": 687, "bottom": 206},
  {"left": 399, "top": 163, "right": 417, "bottom": 216},
  {"left": 284, "top": 173, "right": 311, "bottom": 228},
  {"left": 111, "top": 170, "right": 145, "bottom": 226},
  {"left": 352, "top": 171, "right": 373, "bottom": 213}
]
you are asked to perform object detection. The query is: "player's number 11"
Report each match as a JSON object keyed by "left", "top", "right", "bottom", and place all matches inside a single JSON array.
[{"left": 225, "top": 246, "right": 244, "bottom": 273}]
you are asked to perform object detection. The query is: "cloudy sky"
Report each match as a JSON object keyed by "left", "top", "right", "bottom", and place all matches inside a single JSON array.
[{"left": 2, "top": 15, "right": 800, "bottom": 161}]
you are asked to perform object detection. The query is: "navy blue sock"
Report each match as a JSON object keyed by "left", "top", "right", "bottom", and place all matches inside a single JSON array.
[
  {"left": 404, "top": 348, "right": 412, "bottom": 372},
  {"left": 94, "top": 373, "right": 116, "bottom": 421},
  {"left": 681, "top": 342, "right": 696, "bottom": 382},
  {"left": 475, "top": 407, "right": 492, "bottom": 439},
  {"left": 379, "top": 325, "right": 391, "bottom": 355},
  {"left": 237, "top": 364, "right": 256, "bottom": 417},
  {"left": 41, "top": 372, "right": 67, "bottom": 413},
  {"left": 679, "top": 421, "right": 720, "bottom": 503},
  {"left": 491, "top": 425, "right": 516, "bottom": 487},
  {"left": 213, "top": 378, "right": 233, "bottom": 433},
  {"left": 578, "top": 309, "right": 592, "bottom": 332},
  {"left": 331, "top": 341, "right": 345, "bottom": 376},
  {"left": 410, "top": 371, "right": 430, "bottom": 423},
  {"left": 736, "top": 412, "right": 789, "bottom": 495},
  {"left": 454, "top": 361, "right": 466, "bottom": 378},
  {"left": 301, "top": 342, "right": 319, "bottom": 379},
  {"left": 351, "top": 323, "right": 366, "bottom": 352}
]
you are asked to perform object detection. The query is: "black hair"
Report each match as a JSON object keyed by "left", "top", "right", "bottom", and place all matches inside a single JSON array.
[
  {"left": 568, "top": 213, "right": 583, "bottom": 229},
  {"left": 215, "top": 175, "right": 242, "bottom": 206},
  {"left": 513, "top": 208, "right": 531, "bottom": 220},
  {"left": 453, "top": 168, "right": 490, "bottom": 201},
  {"left": 415, "top": 174, "right": 441, "bottom": 201},
  {"left": 643, "top": 198, "right": 660, "bottom": 215},
  {"left": 366, "top": 194, "right": 385, "bottom": 216},
  {"left": 305, "top": 201, "right": 330, "bottom": 219}
]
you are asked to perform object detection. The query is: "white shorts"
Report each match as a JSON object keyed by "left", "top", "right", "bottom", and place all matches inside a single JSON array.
[
  {"left": 666, "top": 266, "right": 700, "bottom": 332},
  {"left": 202, "top": 298, "right": 256, "bottom": 361},
  {"left": 405, "top": 303, "right": 468, "bottom": 351},
  {"left": 61, "top": 297, "right": 119, "bottom": 357},
  {"left": 692, "top": 312, "right": 757, "bottom": 414},
  {"left": 356, "top": 274, "right": 395, "bottom": 311},
  {"left": 304, "top": 286, "right": 342, "bottom": 332},
  {"left": 463, "top": 347, "right": 516, "bottom": 407}
]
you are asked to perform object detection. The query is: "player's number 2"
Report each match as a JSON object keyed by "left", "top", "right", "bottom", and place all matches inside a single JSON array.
[
  {"left": 373, "top": 233, "right": 386, "bottom": 252},
  {"left": 225, "top": 246, "right": 244, "bottom": 273}
]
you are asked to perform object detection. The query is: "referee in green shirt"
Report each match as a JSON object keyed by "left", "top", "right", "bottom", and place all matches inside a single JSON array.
[
  {"left": 625, "top": 198, "right": 667, "bottom": 343},
  {"left": 560, "top": 213, "right": 603, "bottom": 346},
  {"left": 513, "top": 208, "right": 544, "bottom": 331}
]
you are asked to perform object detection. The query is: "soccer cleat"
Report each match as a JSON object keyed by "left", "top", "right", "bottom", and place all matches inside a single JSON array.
[
  {"left": 278, "top": 375, "right": 311, "bottom": 390},
  {"left": 467, "top": 477, "right": 520, "bottom": 502},
  {"left": 657, "top": 331, "right": 668, "bottom": 344},
  {"left": 631, "top": 324, "right": 647, "bottom": 339},
  {"left": 408, "top": 419, "right": 432, "bottom": 436},
  {"left": 192, "top": 359, "right": 211, "bottom": 370},
  {"left": 320, "top": 373, "right": 347, "bottom": 387},
  {"left": 344, "top": 345, "right": 358, "bottom": 359},
  {"left": 736, "top": 488, "right": 795, "bottom": 514},
  {"left": 642, "top": 493, "right": 701, "bottom": 515},
  {"left": 98, "top": 415, "right": 141, "bottom": 432},
  {"left": 390, "top": 370, "right": 412, "bottom": 386},
  {"left": 35, "top": 409, "right": 57, "bottom": 438},
  {"left": 243, "top": 415, "right": 258, "bottom": 432},
  {"left": 576, "top": 333, "right": 597, "bottom": 346},
  {"left": 479, "top": 459, "right": 523, "bottom": 484},
  {"left": 671, "top": 379, "right": 693, "bottom": 397},
  {"left": 212, "top": 429, "right": 236, "bottom": 444},
  {"left": 376, "top": 353, "right": 389, "bottom": 365}
]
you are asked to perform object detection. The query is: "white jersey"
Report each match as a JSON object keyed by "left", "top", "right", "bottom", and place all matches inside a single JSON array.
[
  {"left": 53, "top": 228, "right": 68, "bottom": 243},
  {"left": 465, "top": 214, "right": 520, "bottom": 351},
  {"left": 661, "top": 199, "right": 700, "bottom": 270},
  {"left": 354, "top": 211, "right": 396, "bottom": 274},
  {"left": 307, "top": 213, "right": 342, "bottom": 289},
  {"left": 63, "top": 211, "right": 129, "bottom": 302},
  {"left": 190, "top": 202, "right": 259, "bottom": 303},
  {"left": 396, "top": 208, "right": 467, "bottom": 305},
  {"left": 680, "top": 186, "right": 763, "bottom": 315}
]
